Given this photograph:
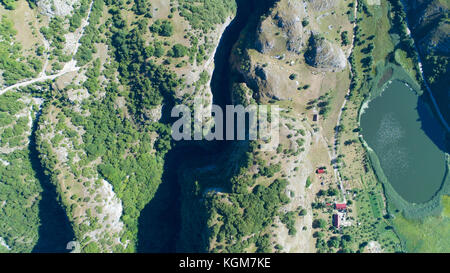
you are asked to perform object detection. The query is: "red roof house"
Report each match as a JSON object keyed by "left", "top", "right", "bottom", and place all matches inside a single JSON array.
[
  {"left": 316, "top": 168, "right": 325, "bottom": 174},
  {"left": 335, "top": 203, "right": 347, "bottom": 210}
]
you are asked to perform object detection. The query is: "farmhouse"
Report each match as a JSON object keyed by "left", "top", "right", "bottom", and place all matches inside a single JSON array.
[
  {"left": 333, "top": 214, "right": 340, "bottom": 228},
  {"left": 333, "top": 212, "right": 352, "bottom": 228}
]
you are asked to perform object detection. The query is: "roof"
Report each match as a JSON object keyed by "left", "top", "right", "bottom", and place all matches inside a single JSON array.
[
  {"left": 335, "top": 203, "right": 347, "bottom": 210},
  {"left": 316, "top": 169, "right": 325, "bottom": 174},
  {"left": 333, "top": 214, "right": 340, "bottom": 228}
]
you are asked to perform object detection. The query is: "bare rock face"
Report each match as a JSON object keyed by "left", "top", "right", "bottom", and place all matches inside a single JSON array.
[
  {"left": 37, "top": 0, "right": 80, "bottom": 17},
  {"left": 305, "top": 34, "right": 346, "bottom": 72},
  {"left": 275, "top": 0, "right": 307, "bottom": 53},
  {"left": 233, "top": 51, "right": 289, "bottom": 101},
  {"left": 307, "top": 0, "right": 336, "bottom": 11},
  {"left": 251, "top": 64, "right": 289, "bottom": 100},
  {"left": 255, "top": 16, "right": 277, "bottom": 54},
  {"left": 255, "top": 0, "right": 307, "bottom": 54}
]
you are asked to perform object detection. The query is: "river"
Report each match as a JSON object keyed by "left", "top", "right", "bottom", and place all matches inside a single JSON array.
[
  {"left": 361, "top": 80, "right": 447, "bottom": 204},
  {"left": 137, "top": 0, "right": 276, "bottom": 252}
]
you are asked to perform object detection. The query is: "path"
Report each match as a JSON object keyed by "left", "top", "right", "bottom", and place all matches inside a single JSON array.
[
  {"left": 326, "top": 0, "right": 359, "bottom": 203},
  {"left": 0, "top": 1, "right": 94, "bottom": 96}
]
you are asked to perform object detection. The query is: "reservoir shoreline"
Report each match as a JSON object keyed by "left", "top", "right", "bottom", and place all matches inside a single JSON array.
[{"left": 358, "top": 64, "right": 450, "bottom": 218}]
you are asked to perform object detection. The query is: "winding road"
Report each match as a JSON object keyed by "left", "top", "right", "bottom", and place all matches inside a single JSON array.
[{"left": 0, "top": 1, "right": 94, "bottom": 96}]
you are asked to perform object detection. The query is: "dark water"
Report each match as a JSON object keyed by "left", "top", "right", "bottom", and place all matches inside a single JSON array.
[
  {"left": 30, "top": 112, "right": 74, "bottom": 253},
  {"left": 361, "top": 80, "right": 447, "bottom": 203},
  {"left": 137, "top": 0, "right": 275, "bottom": 252}
]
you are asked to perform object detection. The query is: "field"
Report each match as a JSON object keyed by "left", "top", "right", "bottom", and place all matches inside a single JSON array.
[
  {"left": 368, "top": 191, "right": 382, "bottom": 218},
  {"left": 443, "top": 195, "right": 450, "bottom": 218},
  {"left": 393, "top": 206, "right": 450, "bottom": 253}
]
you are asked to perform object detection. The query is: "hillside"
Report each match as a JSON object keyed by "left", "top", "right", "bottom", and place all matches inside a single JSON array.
[
  {"left": 403, "top": 0, "right": 450, "bottom": 126},
  {"left": 0, "top": 0, "right": 448, "bottom": 254}
]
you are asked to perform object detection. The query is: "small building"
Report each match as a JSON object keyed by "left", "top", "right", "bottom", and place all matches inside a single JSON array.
[
  {"left": 335, "top": 203, "right": 347, "bottom": 210},
  {"left": 316, "top": 168, "right": 325, "bottom": 174},
  {"left": 333, "top": 214, "right": 340, "bottom": 228},
  {"left": 313, "top": 114, "right": 318, "bottom": 122}
]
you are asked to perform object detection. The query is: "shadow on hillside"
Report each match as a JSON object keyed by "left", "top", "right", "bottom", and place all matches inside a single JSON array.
[
  {"left": 417, "top": 94, "right": 449, "bottom": 154},
  {"left": 30, "top": 117, "right": 74, "bottom": 253}
]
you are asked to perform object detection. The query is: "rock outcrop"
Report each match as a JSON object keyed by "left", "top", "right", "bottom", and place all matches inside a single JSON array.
[
  {"left": 275, "top": 0, "right": 307, "bottom": 53},
  {"left": 255, "top": 0, "right": 307, "bottom": 54},
  {"left": 307, "top": 0, "right": 336, "bottom": 12},
  {"left": 233, "top": 50, "right": 291, "bottom": 101},
  {"left": 37, "top": 0, "right": 80, "bottom": 17},
  {"left": 305, "top": 34, "right": 346, "bottom": 71},
  {"left": 252, "top": 64, "right": 288, "bottom": 100},
  {"left": 255, "top": 16, "right": 277, "bottom": 53}
]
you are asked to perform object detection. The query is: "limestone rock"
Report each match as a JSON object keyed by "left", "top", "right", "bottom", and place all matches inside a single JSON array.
[
  {"left": 305, "top": 34, "right": 346, "bottom": 72},
  {"left": 255, "top": 16, "right": 277, "bottom": 54},
  {"left": 37, "top": 0, "right": 79, "bottom": 17},
  {"left": 275, "top": 0, "right": 307, "bottom": 53},
  {"left": 307, "top": 0, "right": 336, "bottom": 12}
]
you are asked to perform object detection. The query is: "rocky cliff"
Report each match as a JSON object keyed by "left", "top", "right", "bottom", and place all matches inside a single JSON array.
[
  {"left": 236, "top": 0, "right": 348, "bottom": 101},
  {"left": 305, "top": 34, "right": 346, "bottom": 72},
  {"left": 403, "top": 0, "right": 449, "bottom": 124}
]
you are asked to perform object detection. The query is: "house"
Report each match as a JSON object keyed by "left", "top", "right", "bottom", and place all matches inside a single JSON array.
[
  {"left": 335, "top": 203, "right": 347, "bottom": 210},
  {"left": 334, "top": 212, "right": 351, "bottom": 228},
  {"left": 333, "top": 214, "right": 340, "bottom": 228},
  {"left": 316, "top": 168, "right": 325, "bottom": 174},
  {"left": 313, "top": 114, "right": 318, "bottom": 122}
]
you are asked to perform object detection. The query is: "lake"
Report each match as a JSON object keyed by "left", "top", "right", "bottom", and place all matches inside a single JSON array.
[{"left": 361, "top": 80, "right": 447, "bottom": 203}]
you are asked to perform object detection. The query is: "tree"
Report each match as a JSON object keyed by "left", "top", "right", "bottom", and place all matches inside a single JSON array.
[
  {"left": 328, "top": 236, "right": 340, "bottom": 248},
  {"left": 313, "top": 231, "right": 324, "bottom": 238},
  {"left": 299, "top": 209, "right": 307, "bottom": 216},
  {"left": 159, "top": 20, "right": 173, "bottom": 37},
  {"left": 302, "top": 19, "right": 309, "bottom": 27},
  {"left": 154, "top": 42, "right": 165, "bottom": 58},
  {"left": 1, "top": 0, "right": 17, "bottom": 10},
  {"left": 327, "top": 188, "right": 339, "bottom": 196},
  {"left": 312, "top": 219, "right": 327, "bottom": 229},
  {"left": 341, "top": 31, "right": 349, "bottom": 46},
  {"left": 150, "top": 20, "right": 173, "bottom": 37},
  {"left": 171, "top": 44, "right": 188, "bottom": 58}
]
